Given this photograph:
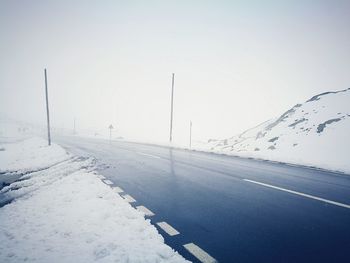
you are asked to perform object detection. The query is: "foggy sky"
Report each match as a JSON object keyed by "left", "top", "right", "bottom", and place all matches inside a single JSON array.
[{"left": 1, "top": 0, "right": 350, "bottom": 145}]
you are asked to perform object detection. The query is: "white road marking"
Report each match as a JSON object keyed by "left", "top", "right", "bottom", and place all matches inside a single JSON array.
[
  {"left": 136, "top": 206, "right": 155, "bottom": 216},
  {"left": 136, "top": 151, "right": 161, "bottom": 159},
  {"left": 157, "top": 222, "right": 179, "bottom": 236},
  {"left": 122, "top": 194, "right": 136, "bottom": 203},
  {"left": 112, "top": 186, "right": 124, "bottom": 193},
  {"left": 97, "top": 175, "right": 106, "bottom": 180},
  {"left": 103, "top": 179, "right": 113, "bottom": 185},
  {"left": 183, "top": 243, "right": 217, "bottom": 263},
  {"left": 244, "top": 179, "right": 350, "bottom": 209}
]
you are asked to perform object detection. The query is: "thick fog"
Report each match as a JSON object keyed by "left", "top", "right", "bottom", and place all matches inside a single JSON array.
[{"left": 1, "top": 0, "right": 350, "bottom": 145}]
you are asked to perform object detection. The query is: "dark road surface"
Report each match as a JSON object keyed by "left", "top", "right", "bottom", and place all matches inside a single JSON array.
[{"left": 56, "top": 135, "right": 350, "bottom": 263}]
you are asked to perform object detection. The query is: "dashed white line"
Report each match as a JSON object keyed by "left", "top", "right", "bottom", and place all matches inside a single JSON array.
[
  {"left": 183, "top": 243, "right": 217, "bottom": 263},
  {"left": 122, "top": 194, "right": 136, "bottom": 203},
  {"left": 136, "top": 206, "right": 155, "bottom": 216},
  {"left": 244, "top": 179, "right": 350, "bottom": 209},
  {"left": 103, "top": 179, "right": 113, "bottom": 185},
  {"left": 136, "top": 151, "right": 161, "bottom": 159},
  {"left": 112, "top": 186, "right": 124, "bottom": 193},
  {"left": 157, "top": 222, "right": 179, "bottom": 236}
]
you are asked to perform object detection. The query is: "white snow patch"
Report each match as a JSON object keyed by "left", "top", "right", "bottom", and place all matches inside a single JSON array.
[
  {"left": 0, "top": 137, "right": 70, "bottom": 175},
  {"left": 0, "top": 137, "right": 188, "bottom": 263}
]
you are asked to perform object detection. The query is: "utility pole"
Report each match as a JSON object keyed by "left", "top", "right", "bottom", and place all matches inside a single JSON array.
[
  {"left": 73, "top": 118, "right": 76, "bottom": 134},
  {"left": 44, "top": 69, "right": 51, "bottom": 146},
  {"left": 189, "top": 120, "right": 192, "bottom": 149},
  {"left": 169, "top": 73, "right": 175, "bottom": 142}
]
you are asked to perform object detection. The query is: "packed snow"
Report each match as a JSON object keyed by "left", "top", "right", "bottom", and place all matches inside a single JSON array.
[
  {"left": 204, "top": 88, "right": 350, "bottom": 174},
  {"left": 0, "top": 137, "right": 70, "bottom": 176},
  {"left": 0, "top": 136, "right": 188, "bottom": 263}
]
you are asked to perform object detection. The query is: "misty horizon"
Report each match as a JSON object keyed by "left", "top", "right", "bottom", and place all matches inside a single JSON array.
[{"left": 1, "top": 0, "right": 350, "bottom": 145}]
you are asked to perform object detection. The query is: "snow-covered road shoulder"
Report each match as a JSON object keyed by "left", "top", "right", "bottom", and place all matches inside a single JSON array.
[
  {"left": 0, "top": 138, "right": 187, "bottom": 263},
  {"left": 0, "top": 137, "right": 70, "bottom": 175}
]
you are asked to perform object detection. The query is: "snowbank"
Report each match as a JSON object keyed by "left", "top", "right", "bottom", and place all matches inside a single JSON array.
[
  {"left": 0, "top": 137, "right": 70, "bottom": 175},
  {"left": 0, "top": 137, "right": 187, "bottom": 263}
]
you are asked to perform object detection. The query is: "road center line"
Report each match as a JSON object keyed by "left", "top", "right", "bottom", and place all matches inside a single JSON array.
[
  {"left": 103, "top": 179, "right": 113, "bottom": 185},
  {"left": 122, "top": 194, "right": 136, "bottom": 203},
  {"left": 243, "top": 179, "right": 350, "bottom": 209},
  {"left": 156, "top": 222, "right": 179, "bottom": 236},
  {"left": 136, "top": 151, "right": 161, "bottom": 159},
  {"left": 136, "top": 205, "right": 155, "bottom": 216},
  {"left": 112, "top": 186, "right": 124, "bottom": 193},
  {"left": 183, "top": 243, "right": 217, "bottom": 263}
]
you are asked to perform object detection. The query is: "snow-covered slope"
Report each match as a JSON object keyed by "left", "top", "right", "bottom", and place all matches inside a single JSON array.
[{"left": 208, "top": 88, "right": 350, "bottom": 173}]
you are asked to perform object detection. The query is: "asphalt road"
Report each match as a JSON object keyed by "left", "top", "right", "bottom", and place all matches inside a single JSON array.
[{"left": 55, "top": 135, "right": 350, "bottom": 263}]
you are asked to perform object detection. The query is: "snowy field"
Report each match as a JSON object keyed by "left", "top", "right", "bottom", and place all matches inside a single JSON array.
[
  {"left": 200, "top": 88, "right": 350, "bottom": 174},
  {"left": 0, "top": 133, "right": 188, "bottom": 262}
]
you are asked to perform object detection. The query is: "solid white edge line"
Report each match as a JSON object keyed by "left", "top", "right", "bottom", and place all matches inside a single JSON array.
[
  {"left": 183, "top": 243, "right": 217, "bottom": 263},
  {"left": 136, "top": 151, "right": 161, "bottom": 159},
  {"left": 122, "top": 194, "right": 136, "bottom": 203},
  {"left": 156, "top": 221, "right": 179, "bottom": 236},
  {"left": 136, "top": 205, "right": 155, "bottom": 216},
  {"left": 243, "top": 179, "right": 350, "bottom": 209},
  {"left": 103, "top": 179, "right": 113, "bottom": 185},
  {"left": 112, "top": 186, "right": 124, "bottom": 193}
]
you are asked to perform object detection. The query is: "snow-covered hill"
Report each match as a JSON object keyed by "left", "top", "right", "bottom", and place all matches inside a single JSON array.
[{"left": 207, "top": 88, "right": 350, "bottom": 173}]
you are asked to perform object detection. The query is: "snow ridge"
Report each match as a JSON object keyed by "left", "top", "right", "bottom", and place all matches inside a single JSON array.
[{"left": 208, "top": 88, "right": 350, "bottom": 173}]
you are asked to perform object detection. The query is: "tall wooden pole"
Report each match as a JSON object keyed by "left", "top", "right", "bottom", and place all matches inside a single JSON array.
[
  {"left": 169, "top": 73, "right": 175, "bottom": 142},
  {"left": 44, "top": 69, "right": 51, "bottom": 146},
  {"left": 189, "top": 120, "right": 192, "bottom": 149}
]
